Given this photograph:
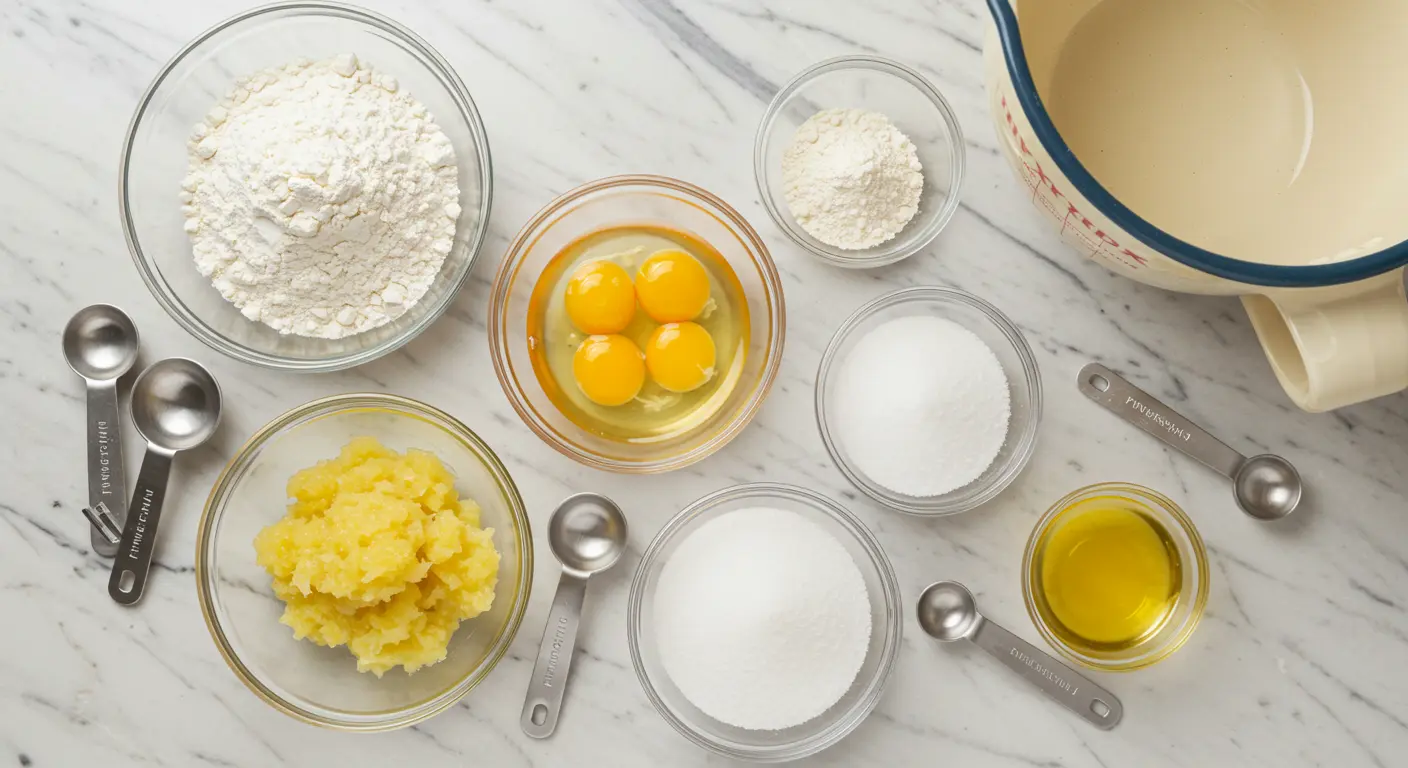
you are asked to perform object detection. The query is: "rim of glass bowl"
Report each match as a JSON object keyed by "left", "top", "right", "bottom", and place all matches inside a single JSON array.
[
  {"left": 753, "top": 55, "right": 967, "bottom": 268},
  {"left": 194, "top": 393, "right": 534, "bottom": 731},
  {"left": 814, "top": 286, "right": 1043, "bottom": 516},
  {"left": 1022, "top": 482, "right": 1211, "bottom": 671},
  {"left": 626, "top": 483, "right": 902, "bottom": 762},
  {"left": 118, "top": 1, "right": 494, "bottom": 372},
  {"left": 488, "top": 174, "right": 786, "bottom": 474}
]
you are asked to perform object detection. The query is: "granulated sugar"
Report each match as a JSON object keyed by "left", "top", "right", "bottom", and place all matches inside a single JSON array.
[
  {"left": 652, "top": 507, "right": 872, "bottom": 731},
  {"left": 834, "top": 315, "right": 1011, "bottom": 496}
]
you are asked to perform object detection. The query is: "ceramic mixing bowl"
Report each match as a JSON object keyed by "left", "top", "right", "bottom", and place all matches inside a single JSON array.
[
  {"left": 196, "top": 394, "right": 532, "bottom": 730},
  {"left": 120, "top": 2, "right": 492, "bottom": 371}
]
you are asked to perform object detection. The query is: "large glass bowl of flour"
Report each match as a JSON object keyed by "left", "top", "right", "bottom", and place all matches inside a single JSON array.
[{"left": 120, "top": 2, "right": 492, "bottom": 371}]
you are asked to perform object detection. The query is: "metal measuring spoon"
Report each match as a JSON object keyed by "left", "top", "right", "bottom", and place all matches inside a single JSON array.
[
  {"left": 1078, "top": 363, "right": 1302, "bottom": 520},
  {"left": 521, "top": 493, "right": 628, "bottom": 738},
  {"left": 63, "top": 304, "right": 139, "bottom": 556},
  {"left": 109, "top": 358, "right": 221, "bottom": 605},
  {"left": 918, "top": 581, "right": 1123, "bottom": 730}
]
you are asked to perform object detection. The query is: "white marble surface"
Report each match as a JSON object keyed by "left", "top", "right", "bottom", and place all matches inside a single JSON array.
[{"left": 4, "top": 0, "right": 1408, "bottom": 765}]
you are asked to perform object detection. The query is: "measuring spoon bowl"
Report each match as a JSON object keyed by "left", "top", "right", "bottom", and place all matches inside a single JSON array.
[
  {"left": 64, "top": 304, "right": 140, "bottom": 556},
  {"left": 522, "top": 493, "right": 628, "bottom": 738},
  {"left": 548, "top": 493, "right": 629, "bottom": 575},
  {"left": 918, "top": 581, "right": 1123, "bottom": 730},
  {"left": 111, "top": 358, "right": 222, "bottom": 605},
  {"left": 1234, "top": 453, "right": 1303, "bottom": 521},
  {"left": 63, "top": 304, "right": 139, "bottom": 381},
  {"left": 131, "top": 358, "right": 223, "bottom": 451},
  {"left": 916, "top": 580, "right": 981, "bottom": 641}
]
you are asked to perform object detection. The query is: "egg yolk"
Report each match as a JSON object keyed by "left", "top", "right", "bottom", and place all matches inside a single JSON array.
[
  {"left": 565, "top": 260, "right": 636, "bottom": 334},
  {"left": 645, "top": 322, "right": 716, "bottom": 393},
  {"left": 636, "top": 249, "right": 710, "bottom": 323},
  {"left": 573, "top": 334, "right": 646, "bottom": 406}
]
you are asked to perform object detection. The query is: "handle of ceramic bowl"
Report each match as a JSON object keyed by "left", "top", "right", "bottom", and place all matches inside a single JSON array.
[{"left": 1244, "top": 269, "right": 1408, "bottom": 412}]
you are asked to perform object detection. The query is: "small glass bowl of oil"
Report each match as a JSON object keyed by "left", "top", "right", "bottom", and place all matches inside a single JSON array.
[{"left": 1023, "top": 483, "right": 1209, "bottom": 671}]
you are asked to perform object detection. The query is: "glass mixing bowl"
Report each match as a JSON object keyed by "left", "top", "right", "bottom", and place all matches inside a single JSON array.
[
  {"left": 196, "top": 394, "right": 533, "bottom": 730},
  {"left": 815, "top": 286, "right": 1042, "bottom": 515},
  {"left": 1024, "top": 483, "right": 1210, "bottom": 671},
  {"left": 120, "top": 2, "right": 492, "bottom": 371},
  {"left": 627, "top": 483, "right": 902, "bottom": 762},
  {"left": 755, "top": 55, "right": 965, "bottom": 268},
  {"left": 489, "top": 175, "right": 786, "bottom": 473}
]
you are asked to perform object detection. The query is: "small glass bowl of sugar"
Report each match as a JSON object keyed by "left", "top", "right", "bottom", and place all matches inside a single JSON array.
[{"left": 815, "top": 286, "right": 1043, "bottom": 515}]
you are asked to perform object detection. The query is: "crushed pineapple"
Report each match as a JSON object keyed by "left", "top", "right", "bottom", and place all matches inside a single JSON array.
[{"left": 253, "top": 436, "right": 500, "bottom": 676}]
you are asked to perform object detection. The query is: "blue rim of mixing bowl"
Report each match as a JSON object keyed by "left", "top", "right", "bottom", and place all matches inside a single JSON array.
[
  {"left": 987, "top": 0, "right": 1408, "bottom": 288},
  {"left": 195, "top": 393, "right": 534, "bottom": 731},
  {"left": 815, "top": 286, "right": 1043, "bottom": 516},
  {"left": 118, "top": 1, "right": 494, "bottom": 371},
  {"left": 626, "top": 482, "right": 902, "bottom": 762}
]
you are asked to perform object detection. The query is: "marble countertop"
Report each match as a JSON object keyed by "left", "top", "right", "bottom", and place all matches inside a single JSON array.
[{"left": 5, "top": 0, "right": 1408, "bottom": 765}]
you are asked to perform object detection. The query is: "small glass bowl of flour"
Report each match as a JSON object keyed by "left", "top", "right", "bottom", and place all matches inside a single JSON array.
[
  {"left": 755, "top": 55, "right": 965, "bottom": 268},
  {"left": 628, "top": 483, "right": 902, "bottom": 762},
  {"left": 816, "top": 286, "right": 1043, "bottom": 515},
  {"left": 120, "top": 4, "right": 492, "bottom": 371}
]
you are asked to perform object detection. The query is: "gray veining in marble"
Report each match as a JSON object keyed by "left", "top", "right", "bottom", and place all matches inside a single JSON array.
[{"left": 2, "top": 1, "right": 1407, "bottom": 766}]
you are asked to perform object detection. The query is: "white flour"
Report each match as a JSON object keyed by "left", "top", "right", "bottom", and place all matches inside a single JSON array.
[
  {"left": 181, "top": 54, "right": 460, "bottom": 339},
  {"left": 835, "top": 315, "right": 1011, "bottom": 496},
  {"left": 653, "top": 507, "right": 872, "bottom": 731},
  {"left": 781, "top": 108, "right": 923, "bottom": 250}
]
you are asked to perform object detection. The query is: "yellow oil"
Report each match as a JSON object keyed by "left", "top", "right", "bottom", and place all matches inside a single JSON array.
[
  {"left": 1035, "top": 496, "right": 1181, "bottom": 651},
  {"left": 526, "top": 223, "right": 749, "bottom": 442}
]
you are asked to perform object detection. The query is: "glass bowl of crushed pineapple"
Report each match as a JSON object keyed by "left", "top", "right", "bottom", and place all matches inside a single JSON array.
[{"left": 196, "top": 393, "right": 533, "bottom": 731}]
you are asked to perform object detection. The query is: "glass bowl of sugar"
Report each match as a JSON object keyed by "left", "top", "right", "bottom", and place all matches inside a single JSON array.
[
  {"left": 815, "top": 286, "right": 1043, "bottom": 515},
  {"left": 627, "top": 483, "right": 902, "bottom": 762},
  {"left": 754, "top": 55, "right": 966, "bottom": 268}
]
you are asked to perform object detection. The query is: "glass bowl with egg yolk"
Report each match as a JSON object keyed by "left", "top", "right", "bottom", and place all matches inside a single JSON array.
[
  {"left": 491, "top": 176, "right": 785, "bottom": 474},
  {"left": 530, "top": 226, "right": 744, "bottom": 438},
  {"left": 1023, "top": 483, "right": 1209, "bottom": 671}
]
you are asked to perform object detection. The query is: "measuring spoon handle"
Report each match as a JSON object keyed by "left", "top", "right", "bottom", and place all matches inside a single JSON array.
[
  {"left": 521, "top": 571, "right": 588, "bottom": 738},
  {"left": 970, "top": 616, "right": 1123, "bottom": 729},
  {"left": 1078, "top": 363, "right": 1245, "bottom": 478},
  {"left": 85, "top": 380, "right": 127, "bottom": 556},
  {"left": 108, "top": 447, "right": 173, "bottom": 605}
]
